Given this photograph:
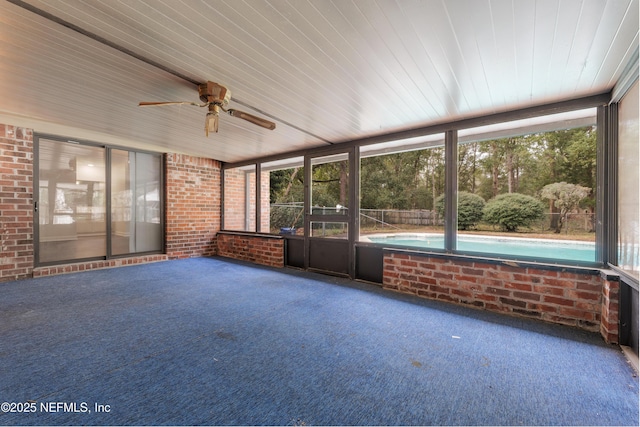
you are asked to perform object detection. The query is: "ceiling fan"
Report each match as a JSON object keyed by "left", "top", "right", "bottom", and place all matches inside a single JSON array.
[{"left": 139, "top": 81, "right": 276, "bottom": 136}]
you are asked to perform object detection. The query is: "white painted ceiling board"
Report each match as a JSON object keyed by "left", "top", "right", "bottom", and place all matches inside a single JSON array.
[
  {"left": 0, "top": 1, "right": 323, "bottom": 161},
  {"left": 594, "top": 1, "right": 640, "bottom": 88},
  {"left": 0, "top": 0, "right": 637, "bottom": 163}
]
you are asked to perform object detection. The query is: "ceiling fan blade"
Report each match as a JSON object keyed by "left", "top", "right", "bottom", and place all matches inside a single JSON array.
[
  {"left": 139, "top": 101, "right": 207, "bottom": 107},
  {"left": 227, "top": 109, "right": 276, "bottom": 130}
]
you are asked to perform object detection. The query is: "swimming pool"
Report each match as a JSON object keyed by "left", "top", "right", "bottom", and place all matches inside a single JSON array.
[{"left": 365, "top": 233, "right": 596, "bottom": 262}]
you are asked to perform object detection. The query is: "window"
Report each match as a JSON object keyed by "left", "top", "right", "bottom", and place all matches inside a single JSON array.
[
  {"left": 223, "top": 165, "right": 256, "bottom": 231},
  {"left": 221, "top": 103, "right": 605, "bottom": 268},
  {"left": 264, "top": 157, "right": 304, "bottom": 235},
  {"left": 359, "top": 134, "right": 446, "bottom": 249},
  {"left": 36, "top": 136, "right": 163, "bottom": 265},
  {"left": 617, "top": 80, "right": 639, "bottom": 279},
  {"left": 457, "top": 109, "right": 597, "bottom": 263}
]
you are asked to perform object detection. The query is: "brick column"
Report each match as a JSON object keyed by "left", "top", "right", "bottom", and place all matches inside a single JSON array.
[
  {"left": 600, "top": 270, "right": 620, "bottom": 344},
  {"left": 165, "top": 153, "right": 221, "bottom": 258},
  {"left": 0, "top": 125, "right": 34, "bottom": 282}
]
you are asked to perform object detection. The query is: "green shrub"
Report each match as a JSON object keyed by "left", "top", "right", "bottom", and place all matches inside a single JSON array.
[
  {"left": 482, "top": 193, "right": 545, "bottom": 232},
  {"left": 434, "top": 192, "right": 486, "bottom": 230}
]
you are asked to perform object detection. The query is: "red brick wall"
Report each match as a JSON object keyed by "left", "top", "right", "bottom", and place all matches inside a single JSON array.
[
  {"left": 0, "top": 125, "right": 34, "bottom": 281},
  {"left": 0, "top": 122, "right": 223, "bottom": 280},
  {"left": 600, "top": 274, "right": 620, "bottom": 343},
  {"left": 33, "top": 254, "right": 168, "bottom": 277},
  {"left": 165, "top": 153, "right": 221, "bottom": 258},
  {"left": 223, "top": 168, "right": 271, "bottom": 232},
  {"left": 217, "top": 232, "right": 284, "bottom": 267},
  {"left": 383, "top": 251, "right": 619, "bottom": 342},
  {"left": 0, "top": 122, "right": 226, "bottom": 278},
  {"left": 1, "top": 142, "right": 220, "bottom": 278},
  {"left": 223, "top": 167, "right": 249, "bottom": 231}
]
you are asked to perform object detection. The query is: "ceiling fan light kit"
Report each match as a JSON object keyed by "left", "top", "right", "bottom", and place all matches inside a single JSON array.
[
  {"left": 139, "top": 81, "right": 276, "bottom": 135},
  {"left": 205, "top": 104, "right": 220, "bottom": 136}
]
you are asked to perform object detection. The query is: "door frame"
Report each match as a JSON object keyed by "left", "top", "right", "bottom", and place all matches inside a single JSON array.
[{"left": 303, "top": 146, "right": 359, "bottom": 277}]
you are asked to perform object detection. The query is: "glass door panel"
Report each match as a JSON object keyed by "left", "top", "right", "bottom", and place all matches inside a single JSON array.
[
  {"left": 38, "top": 139, "right": 106, "bottom": 263},
  {"left": 111, "top": 150, "right": 162, "bottom": 255}
]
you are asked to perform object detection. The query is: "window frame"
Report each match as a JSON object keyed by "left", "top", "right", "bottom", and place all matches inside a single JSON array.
[{"left": 223, "top": 93, "right": 611, "bottom": 269}]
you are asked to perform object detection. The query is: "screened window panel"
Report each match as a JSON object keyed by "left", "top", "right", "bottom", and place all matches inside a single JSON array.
[
  {"left": 617, "top": 80, "right": 639, "bottom": 279},
  {"left": 457, "top": 112, "right": 597, "bottom": 263},
  {"left": 310, "top": 154, "right": 349, "bottom": 216},
  {"left": 224, "top": 165, "right": 256, "bottom": 231},
  {"left": 359, "top": 135, "right": 446, "bottom": 250},
  {"left": 263, "top": 157, "right": 304, "bottom": 235}
]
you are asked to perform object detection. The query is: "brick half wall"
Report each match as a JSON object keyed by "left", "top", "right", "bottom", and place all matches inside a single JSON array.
[
  {"left": 383, "top": 250, "right": 620, "bottom": 343},
  {"left": 217, "top": 231, "right": 284, "bottom": 268}
]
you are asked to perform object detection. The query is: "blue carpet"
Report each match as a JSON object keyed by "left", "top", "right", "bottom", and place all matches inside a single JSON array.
[{"left": 0, "top": 257, "right": 637, "bottom": 425}]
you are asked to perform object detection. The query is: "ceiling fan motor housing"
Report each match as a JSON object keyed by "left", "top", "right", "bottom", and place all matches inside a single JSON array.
[{"left": 199, "top": 81, "right": 231, "bottom": 105}]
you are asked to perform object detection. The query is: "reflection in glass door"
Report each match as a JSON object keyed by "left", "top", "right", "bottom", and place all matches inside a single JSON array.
[{"left": 37, "top": 139, "right": 106, "bottom": 263}]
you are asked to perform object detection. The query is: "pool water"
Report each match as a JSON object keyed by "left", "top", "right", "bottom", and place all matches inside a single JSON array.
[{"left": 367, "top": 233, "right": 596, "bottom": 262}]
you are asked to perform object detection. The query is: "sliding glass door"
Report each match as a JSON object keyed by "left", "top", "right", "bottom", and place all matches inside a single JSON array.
[{"left": 36, "top": 136, "right": 163, "bottom": 265}]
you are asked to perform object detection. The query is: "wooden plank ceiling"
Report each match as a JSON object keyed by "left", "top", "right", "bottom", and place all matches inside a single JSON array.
[{"left": 0, "top": 0, "right": 638, "bottom": 163}]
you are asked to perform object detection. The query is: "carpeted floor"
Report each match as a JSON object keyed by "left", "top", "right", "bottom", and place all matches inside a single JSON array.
[{"left": 0, "top": 257, "right": 637, "bottom": 426}]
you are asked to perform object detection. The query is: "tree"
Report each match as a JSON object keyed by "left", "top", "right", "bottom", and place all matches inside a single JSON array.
[
  {"left": 435, "top": 192, "right": 485, "bottom": 230},
  {"left": 534, "top": 127, "right": 596, "bottom": 230},
  {"left": 564, "top": 127, "right": 597, "bottom": 215},
  {"left": 540, "top": 182, "right": 591, "bottom": 233},
  {"left": 360, "top": 153, "right": 409, "bottom": 209},
  {"left": 269, "top": 169, "right": 289, "bottom": 203},
  {"left": 270, "top": 167, "right": 303, "bottom": 203},
  {"left": 482, "top": 193, "right": 546, "bottom": 232},
  {"left": 458, "top": 142, "right": 479, "bottom": 193},
  {"left": 479, "top": 139, "right": 504, "bottom": 199},
  {"left": 360, "top": 147, "right": 444, "bottom": 210},
  {"left": 311, "top": 161, "right": 348, "bottom": 208}
]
